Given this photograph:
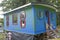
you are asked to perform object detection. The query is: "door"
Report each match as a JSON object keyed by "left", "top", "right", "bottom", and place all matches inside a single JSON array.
[
  {"left": 35, "top": 9, "right": 45, "bottom": 33},
  {"left": 45, "top": 10, "right": 50, "bottom": 30}
]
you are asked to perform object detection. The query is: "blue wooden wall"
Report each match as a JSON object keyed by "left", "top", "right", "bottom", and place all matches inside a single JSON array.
[
  {"left": 33, "top": 5, "right": 56, "bottom": 34},
  {"left": 4, "top": 6, "right": 35, "bottom": 35},
  {"left": 4, "top": 5, "right": 56, "bottom": 35},
  {"left": 50, "top": 11, "right": 56, "bottom": 29}
]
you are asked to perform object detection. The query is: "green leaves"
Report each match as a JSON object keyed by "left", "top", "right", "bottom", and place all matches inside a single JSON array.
[
  {"left": 0, "top": 0, "right": 26, "bottom": 11},
  {"left": 0, "top": 0, "right": 60, "bottom": 12}
]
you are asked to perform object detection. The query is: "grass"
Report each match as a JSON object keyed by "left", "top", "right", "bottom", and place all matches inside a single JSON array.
[
  {"left": 0, "top": 33, "right": 6, "bottom": 40},
  {"left": 57, "top": 26, "right": 60, "bottom": 30},
  {"left": 51, "top": 38, "right": 60, "bottom": 40}
]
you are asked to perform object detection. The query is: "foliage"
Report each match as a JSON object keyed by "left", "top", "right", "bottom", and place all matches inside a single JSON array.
[
  {"left": 0, "top": 0, "right": 25, "bottom": 11},
  {"left": 0, "top": 33, "right": 6, "bottom": 40},
  {"left": 0, "top": 0, "right": 37, "bottom": 11},
  {"left": 0, "top": 18, "right": 4, "bottom": 26},
  {"left": 57, "top": 12, "right": 60, "bottom": 25}
]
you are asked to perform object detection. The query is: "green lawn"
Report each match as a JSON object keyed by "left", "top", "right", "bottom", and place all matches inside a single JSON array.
[{"left": 50, "top": 38, "right": 60, "bottom": 40}]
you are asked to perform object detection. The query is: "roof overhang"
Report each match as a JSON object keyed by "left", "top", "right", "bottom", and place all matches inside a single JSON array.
[
  {"left": 3, "top": 3, "right": 58, "bottom": 15},
  {"left": 34, "top": 4, "right": 58, "bottom": 12}
]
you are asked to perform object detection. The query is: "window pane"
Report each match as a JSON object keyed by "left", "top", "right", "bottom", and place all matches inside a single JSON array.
[
  {"left": 51, "top": 13, "right": 54, "bottom": 20},
  {"left": 12, "top": 14, "right": 17, "bottom": 24},
  {"left": 37, "top": 10, "right": 43, "bottom": 19},
  {"left": 6, "top": 16, "right": 9, "bottom": 26},
  {"left": 45, "top": 11, "right": 49, "bottom": 17}
]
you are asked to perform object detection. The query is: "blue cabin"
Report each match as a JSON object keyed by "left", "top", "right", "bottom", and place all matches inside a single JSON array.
[{"left": 4, "top": 3, "right": 57, "bottom": 39}]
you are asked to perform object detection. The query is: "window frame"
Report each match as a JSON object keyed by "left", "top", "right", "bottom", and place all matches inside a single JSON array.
[
  {"left": 37, "top": 10, "right": 43, "bottom": 19},
  {"left": 20, "top": 11, "right": 26, "bottom": 28}
]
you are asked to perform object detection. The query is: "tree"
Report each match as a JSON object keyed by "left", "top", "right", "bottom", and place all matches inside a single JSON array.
[
  {"left": 0, "top": 18, "right": 4, "bottom": 26},
  {"left": 0, "top": 0, "right": 37, "bottom": 12},
  {"left": 0, "top": 0, "right": 27, "bottom": 11}
]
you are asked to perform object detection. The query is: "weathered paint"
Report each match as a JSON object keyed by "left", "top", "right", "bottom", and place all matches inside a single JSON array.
[
  {"left": 4, "top": 6, "right": 35, "bottom": 34},
  {"left": 4, "top": 3, "right": 57, "bottom": 35},
  {"left": 33, "top": 5, "right": 56, "bottom": 34}
]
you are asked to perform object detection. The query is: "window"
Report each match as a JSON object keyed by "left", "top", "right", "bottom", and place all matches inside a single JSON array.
[
  {"left": 45, "top": 10, "right": 50, "bottom": 25},
  {"left": 51, "top": 13, "right": 54, "bottom": 20},
  {"left": 37, "top": 10, "right": 43, "bottom": 19},
  {"left": 6, "top": 16, "right": 9, "bottom": 26},
  {"left": 20, "top": 11, "right": 26, "bottom": 28},
  {"left": 45, "top": 11, "right": 49, "bottom": 17},
  {"left": 12, "top": 14, "right": 17, "bottom": 24}
]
